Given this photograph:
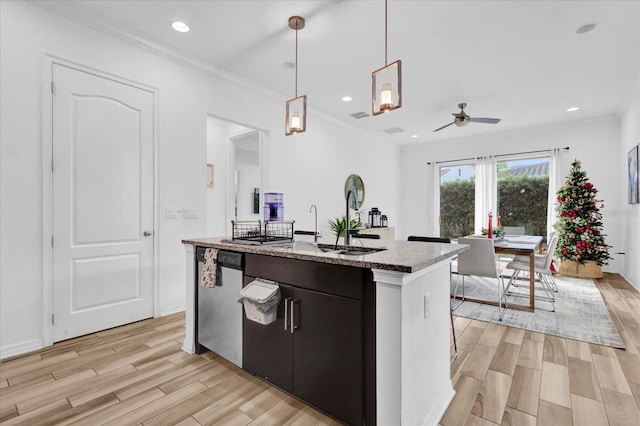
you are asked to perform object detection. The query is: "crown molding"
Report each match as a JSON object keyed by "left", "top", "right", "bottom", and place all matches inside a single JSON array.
[{"left": 29, "top": 1, "right": 282, "bottom": 99}]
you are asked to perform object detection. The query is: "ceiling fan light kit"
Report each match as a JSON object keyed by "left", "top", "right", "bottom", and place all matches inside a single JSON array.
[
  {"left": 372, "top": 0, "right": 402, "bottom": 116},
  {"left": 433, "top": 102, "right": 501, "bottom": 132},
  {"left": 285, "top": 16, "right": 307, "bottom": 136}
]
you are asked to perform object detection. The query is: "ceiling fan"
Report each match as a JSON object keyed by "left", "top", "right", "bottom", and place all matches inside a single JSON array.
[{"left": 433, "top": 103, "right": 501, "bottom": 132}]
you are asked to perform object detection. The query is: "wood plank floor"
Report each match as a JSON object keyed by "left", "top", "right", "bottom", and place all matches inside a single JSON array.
[{"left": 1, "top": 272, "right": 638, "bottom": 425}]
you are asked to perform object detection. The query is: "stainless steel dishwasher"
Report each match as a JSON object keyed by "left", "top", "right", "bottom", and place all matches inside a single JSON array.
[{"left": 197, "top": 247, "right": 243, "bottom": 367}]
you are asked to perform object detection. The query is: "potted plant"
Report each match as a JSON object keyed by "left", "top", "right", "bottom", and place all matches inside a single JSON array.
[
  {"left": 327, "top": 216, "right": 359, "bottom": 247},
  {"left": 554, "top": 160, "right": 612, "bottom": 278}
]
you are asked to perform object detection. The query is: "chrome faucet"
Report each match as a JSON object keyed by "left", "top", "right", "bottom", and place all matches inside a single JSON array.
[
  {"left": 345, "top": 190, "right": 360, "bottom": 246},
  {"left": 309, "top": 204, "right": 318, "bottom": 243}
]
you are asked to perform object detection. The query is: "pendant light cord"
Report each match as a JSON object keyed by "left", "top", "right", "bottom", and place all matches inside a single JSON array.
[
  {"left": 384, "top": 0, "right": 388, "bottom": 66},
  {"left": 295, "top": 24, "right": 299, "bottom": 98}
]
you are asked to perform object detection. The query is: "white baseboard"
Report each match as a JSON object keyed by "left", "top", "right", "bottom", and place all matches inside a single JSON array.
[
  {"left": 1, "top": 308, "right": 186, "bottom": 361},
  {"left": 620, "top": 272, "right": 639, "bottom": 292},
  {"left": 0, "top": 339, "right": 44, "bottom": 360},
  {"left": 159, "top": 304, "right": 185, "bottom": 317}
]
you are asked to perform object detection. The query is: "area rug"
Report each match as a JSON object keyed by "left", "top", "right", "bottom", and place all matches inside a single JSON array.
[{"left": 451, "top": 274, "right": 625, "bottom": 349}]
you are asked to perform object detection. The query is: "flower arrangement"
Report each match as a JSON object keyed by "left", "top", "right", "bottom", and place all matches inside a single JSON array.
[
  {"left": 554, "top": 160, "right": 611, "bottom": 266},
  {"left": 481, "top": 226, "right": 505, "bottom": 239}
]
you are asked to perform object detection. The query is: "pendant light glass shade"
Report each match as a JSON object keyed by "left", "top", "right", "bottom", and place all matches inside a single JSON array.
[
  {"left": 372, "top": 60, "right": 402, "bottom": 115},
  {"left": 285, "top": 95, "right": 307, "bottom": 135},
  {"left": 285, "top": 16, "right": 306, "bottom": 136},
  {"left": 372, "top": 0, "right": 402, "bottom": 116}
]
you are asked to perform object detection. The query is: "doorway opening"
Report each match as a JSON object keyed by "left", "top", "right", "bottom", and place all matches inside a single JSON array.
[{"left": 206, "top": 116, "right": 267, "bottom": 236}]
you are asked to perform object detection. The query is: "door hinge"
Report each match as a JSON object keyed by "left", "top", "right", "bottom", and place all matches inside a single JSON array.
[
  {"left": 51, "top": 158, "right": 54, "bottom": 173},
  {"left": 51, "top": 236, "right": 54, "bottom": 248},
  {"left": 50, "top": 81, "right": 55, "bottom": 95},
  {"left": 51, "top": 314, "right": 55, "bottom": 325}
]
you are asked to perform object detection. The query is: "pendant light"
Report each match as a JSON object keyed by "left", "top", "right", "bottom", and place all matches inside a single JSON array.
[
  {"left": 372, "top": 0, "right": 402, "bottom": 116},
  {"left": 285, "top": 16, "right": 307, "bottom": 136}
]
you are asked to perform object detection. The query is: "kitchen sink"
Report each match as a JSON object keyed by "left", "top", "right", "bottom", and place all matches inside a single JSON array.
[
  {"left": 318, "top": 244, "right": 386, "bottom": 256},
  {"left": 335, "top": 249, "right": 376, "bottom": 256},
  {"left": 294, "top": 241, "right": 385, "bottom": 256}
]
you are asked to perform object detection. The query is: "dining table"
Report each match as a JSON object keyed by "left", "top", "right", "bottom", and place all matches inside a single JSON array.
[
  {"left": 453, "top": 234, "right": 544, "bottom": 313},
  {"left": 493, "top": 235, "right": 544, "bottom": 312}
]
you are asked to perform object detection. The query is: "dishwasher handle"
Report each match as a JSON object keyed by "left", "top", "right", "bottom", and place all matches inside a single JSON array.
[{"left": 217, "top": 250, "right": 244, "bottom": 270}]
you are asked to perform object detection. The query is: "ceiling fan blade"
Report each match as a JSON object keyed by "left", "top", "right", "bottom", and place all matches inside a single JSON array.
[
  {"left": 433, "top": 122, "right": 455, "bottom": 132},
  {"left": 470, "top": 117, "right": 501, "bottom": 124}
]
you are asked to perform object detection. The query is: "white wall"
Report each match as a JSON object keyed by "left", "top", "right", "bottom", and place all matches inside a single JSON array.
[
  {"left": 206, "top": 118, "right": 231, "bottom": 238},
  {"left": 400, "top": 115, "right": 628, "bottom": 276},
  {"left": 619, "top": 77, "right": 640, "bottom": 290},
  {"left": 266, "top": 116, "right": 401, "bottom": 241},
  {"left": 0, "top": 1, "right": 400, "bottom": 357}
]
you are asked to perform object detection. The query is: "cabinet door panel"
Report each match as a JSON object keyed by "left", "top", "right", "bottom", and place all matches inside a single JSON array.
[
  {"left": 242, "top": 279, "right": 293, "bottom": 392},
  {"left": 293, "top": 287, "right": 362, "bottom": 426}
]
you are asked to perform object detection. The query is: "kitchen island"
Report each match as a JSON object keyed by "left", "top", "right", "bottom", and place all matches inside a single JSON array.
[{"left": 182, "top": 237, "right": 467, "bottom": 426}]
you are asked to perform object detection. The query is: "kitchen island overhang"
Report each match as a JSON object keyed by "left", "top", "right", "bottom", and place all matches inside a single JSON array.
[{"left": 182, "top": 237, "right": 467, "bottom": 426}]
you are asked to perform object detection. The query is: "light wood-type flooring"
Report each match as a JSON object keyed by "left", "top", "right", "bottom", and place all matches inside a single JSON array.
[{"left": 1, "top": 273, "right": 639, "bottom": 425}]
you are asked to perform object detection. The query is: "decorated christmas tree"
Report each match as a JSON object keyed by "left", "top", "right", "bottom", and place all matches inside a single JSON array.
[{"left": 555, "top": 160, "right": 612, "bottom": 271}]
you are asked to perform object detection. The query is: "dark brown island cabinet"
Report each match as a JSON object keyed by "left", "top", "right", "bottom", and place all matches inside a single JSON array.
[{"left": 242, "top": 253, "right": 376, "bottom": 426}]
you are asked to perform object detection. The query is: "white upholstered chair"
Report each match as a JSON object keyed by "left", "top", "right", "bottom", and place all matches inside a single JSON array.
[
  {"left": 503, "top": 226, "right": 525, "bottom": 236},
  {"left": 455, "top": 237, "right": 508, "bottom": 321},
  {"left": 505, "top": 234, "right": 559, "bottom": 311},
  {"left": 511, "top": 233, "right": 559, "bottom": 292}
]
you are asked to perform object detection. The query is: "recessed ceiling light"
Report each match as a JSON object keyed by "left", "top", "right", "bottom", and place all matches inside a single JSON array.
[
  {"left": 576, "top": 23, "right": 596, "bottom": 34},
  {"left": 566, "top": 107, "right": 580, "bottom": 112},
  {"left": 171, "top": 21, "right": 190, "bottom": 33},
  {"left": 411, "top": 134, "right": 419, "bottom": 138},
  {"left": 342, "top": 96, "right": 352, "bottom": 102}
]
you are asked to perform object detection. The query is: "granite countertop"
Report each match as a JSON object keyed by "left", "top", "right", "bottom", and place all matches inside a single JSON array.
[{"left": 182, "top": 236, "right": 467, "bottom": 273}]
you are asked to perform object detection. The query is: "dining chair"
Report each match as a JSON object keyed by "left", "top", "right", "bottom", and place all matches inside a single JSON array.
[
  {"left": 352, "top": 233, "right": 381, "bottom": 239},
  {"left": 511, "top": 233, "right": 558, "bottom": 292},
  {"left": 407, "top": 236, "right": 458, "bottom": 362},
  {"left": 505, "top": 234, "right": 559, "bottom": 311},
  {"left": 456, "top": 237, "right": 508, "bottom": 321},
  {"left": 503, "top": 226, "right": 525, "bottom": 235},
  {"left": 407, "top": 236, "right": 451, "bottom": 244}
]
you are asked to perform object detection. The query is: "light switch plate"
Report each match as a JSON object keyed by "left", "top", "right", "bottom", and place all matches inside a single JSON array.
[
  {"left": 165, "top": 208, "right": 178, "bottom": 219},
  {"left": 183, "top": 208, "right": 198, "bottom": 219}
]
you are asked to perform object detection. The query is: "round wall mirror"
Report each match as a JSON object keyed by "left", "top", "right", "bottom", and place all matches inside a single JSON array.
[{"left": 344, "top": 174, "right": 365, "bottom": 209}]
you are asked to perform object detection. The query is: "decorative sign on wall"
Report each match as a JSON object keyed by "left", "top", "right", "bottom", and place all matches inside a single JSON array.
[{"left": 629, "top": 145, "right": 639, "bottom": 204}]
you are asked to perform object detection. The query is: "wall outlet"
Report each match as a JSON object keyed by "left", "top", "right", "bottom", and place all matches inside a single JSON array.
[{"left": 424, "top": 293, "right": 431, "bottom": 320}]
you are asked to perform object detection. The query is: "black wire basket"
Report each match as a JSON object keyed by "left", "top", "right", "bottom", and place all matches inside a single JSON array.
[{"left": 231, "top": 220, "right": 295, "bottom": 244}]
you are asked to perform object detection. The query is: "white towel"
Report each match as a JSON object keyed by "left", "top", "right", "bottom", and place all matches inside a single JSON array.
[{"left": 201, "top": 248, "right": 219, "bottom": 287}]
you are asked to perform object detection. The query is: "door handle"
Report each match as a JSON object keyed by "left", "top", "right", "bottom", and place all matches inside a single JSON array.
[
  {"left": 143, "top": 231, "right": 153, "bottom": 237},
  {"left": 284, "top": 297, "right": 292, "bottom": 331}
]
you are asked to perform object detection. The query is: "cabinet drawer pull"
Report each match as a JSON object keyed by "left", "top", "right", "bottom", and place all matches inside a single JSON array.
[
  {"left": 291, "top": 299, "right": 298, "bottom": 334},
  {"left": 284, "top": 297, "right": 292, "bottom": 331}
]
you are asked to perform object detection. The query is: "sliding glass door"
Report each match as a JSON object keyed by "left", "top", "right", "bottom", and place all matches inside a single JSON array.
[
  {"left": 439, "top": 163, "right": 476, "bottom": 239},
  {"left": 496, "top": 156, "right": 550, "bottom": 239},
  {"left": 437, "top": 155, "right": 551, "bottom": 241}
]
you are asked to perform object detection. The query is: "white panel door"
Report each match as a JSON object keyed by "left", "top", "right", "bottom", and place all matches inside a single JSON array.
[{"left": 52, "top": 64, "right": 154, "bottom": 342}]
